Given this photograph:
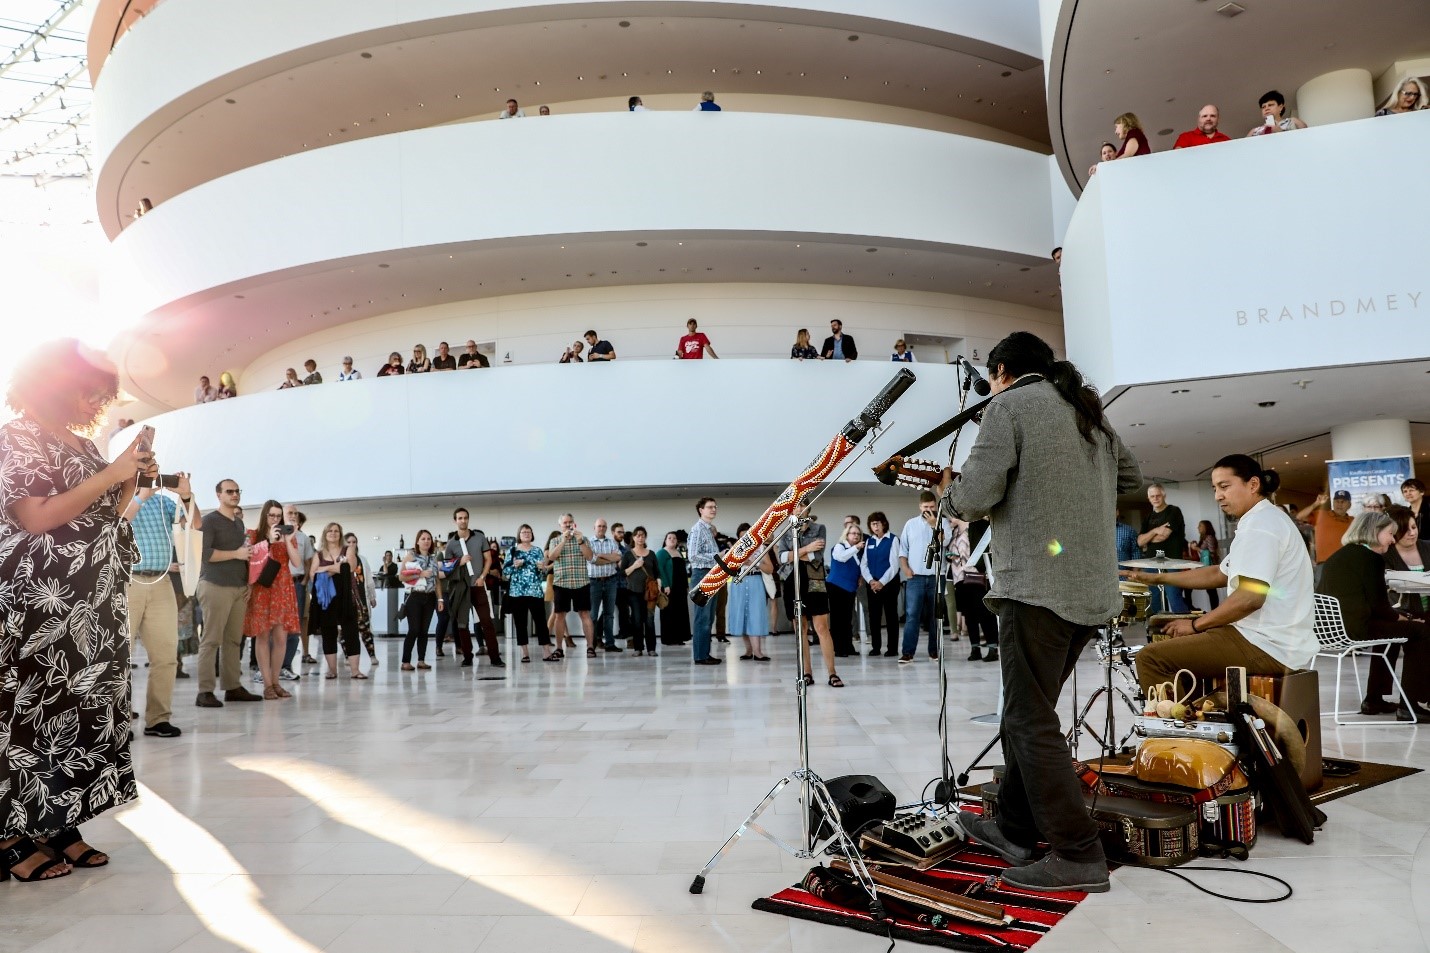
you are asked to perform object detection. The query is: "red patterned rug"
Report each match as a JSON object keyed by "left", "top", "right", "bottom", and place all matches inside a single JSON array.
[{"left": 752, "top": 842, "right": 1096, "bottom": 951}]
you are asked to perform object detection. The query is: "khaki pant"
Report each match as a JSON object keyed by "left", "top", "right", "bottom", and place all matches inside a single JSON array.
[
  {"left": 127, "top": 577, "right": 179, "bottom": 727},
  {"left": 1136, "top": 623, "right": 1291, "bottom": 695},
  {"left": 196, "top": 581, "right": 249, "bottom": 694}
]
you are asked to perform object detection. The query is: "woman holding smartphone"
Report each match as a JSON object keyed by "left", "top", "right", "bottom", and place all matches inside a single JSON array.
[
  {"left": 505, "top": 524, "right": 554, "bottom": 661},
  {"left": 244, "top": 500, "right": 301, "bottom": 698},
  {"left": 400, "top": 530, "right": 443, "bottom": 670}
]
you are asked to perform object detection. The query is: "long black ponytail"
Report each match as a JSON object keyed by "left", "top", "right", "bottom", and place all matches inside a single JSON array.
[{"left": 985, "top": 331, "right": 1114, "bottom": 446}]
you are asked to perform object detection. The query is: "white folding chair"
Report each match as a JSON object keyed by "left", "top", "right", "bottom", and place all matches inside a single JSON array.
[{"left": 1312, "top": 593, "right": 1413, "bottom": 725}]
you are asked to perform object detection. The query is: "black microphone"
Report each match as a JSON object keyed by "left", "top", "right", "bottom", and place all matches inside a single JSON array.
[{"left": 957, "top": 357, "right": 991, "bottom": 396}]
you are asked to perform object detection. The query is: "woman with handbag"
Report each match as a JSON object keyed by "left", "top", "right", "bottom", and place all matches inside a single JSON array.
[
  {"left": 726, "top": 522, "right": 775, "bottom": 661},
  {"left": 243, "top": 499, "right": 301, "bottom": 699},
  {"left": 310, "top": 522, "right": 365, "bottom": 679},
  {"left": 621, "top": 527, "right": 662, "bottom": 656},
  {"left": 656, "top": 531, "right": 691, "bottom": 646},
  {"left": 778, "top": 506, "right": 843, "bottom": 687},
  {"left": 399, "top": 529, "right": 443, "bottom": 670},
  {"left": 505, "top": 524, "right": 555, "bottom": 662}
]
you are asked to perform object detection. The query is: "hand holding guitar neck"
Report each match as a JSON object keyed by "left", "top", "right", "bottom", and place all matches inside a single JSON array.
[{"left": 872, "top": 455, "right": 944, "bottom": 490}]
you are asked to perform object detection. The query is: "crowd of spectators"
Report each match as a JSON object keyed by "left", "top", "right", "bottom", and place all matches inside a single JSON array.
[
  {"left": 493, "top": 91, "right": 723, "bottom": 119},
  {"left": 1087, "top": 77, "right": 1426, "bottom": 177},
  {"left": 191, "top": 319, "right": 950, "bottom": 403}
]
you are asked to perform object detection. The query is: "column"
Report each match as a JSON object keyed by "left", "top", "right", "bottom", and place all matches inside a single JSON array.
[
  {"left": 1295, "top": 69, "right": 1374, "bottom": 127},
  {"left": 1330, "top": 419, "right": 1415, "bottom": 505}
]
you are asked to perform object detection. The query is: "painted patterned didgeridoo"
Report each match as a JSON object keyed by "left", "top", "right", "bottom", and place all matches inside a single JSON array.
[{"left": 690, "top": 368, "right": 915, "bottom": 606}]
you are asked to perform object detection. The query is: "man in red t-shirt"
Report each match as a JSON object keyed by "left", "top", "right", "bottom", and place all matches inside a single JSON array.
[
  {"left": 675, "top": 318, "right": 719, "bottom": 359},
  {"left": 1172, "top": 105, "right": 1231, "bottom": 149}
]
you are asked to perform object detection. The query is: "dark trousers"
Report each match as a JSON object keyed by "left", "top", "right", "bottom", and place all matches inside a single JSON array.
[
  {"left": 629, "top": 595, "right": 655, "bottom": 652},
  {"left": 1365, "top": 617, "right": 1430, "bottom": 702},
  {"left": 590, "top": 576, "right": 619, "bottom": 648},
  {"left": 401, "top": 591, "right": 436, "bottom": 663},
  {"left": 509, "top": 596, "right": 551, "bottom": 647},
  {"left": 828, "top": 585, "right": 858, "bottom": 656},
  {"left": 458, "top": 584, "right": 503, "bottom": 662},
  {"left": 865, "top": 579, "right": 899, "bottom": 653},
  {"left": 994, "top": 600, "right": 1104, "bottom": 864},
  {"left": 955, "top": 582, "right": 997, "bottom": 646},
  {"left": 616, "top": 586, "right": 632, "bottom": 642}
]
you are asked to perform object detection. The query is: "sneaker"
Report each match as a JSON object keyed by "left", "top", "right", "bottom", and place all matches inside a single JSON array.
[
  {"left": 999, "top": 853, "right": 1110, "bottom": 894},
  {"left": 959, "top": 812, "right": 1035, "bottom": 866},
  {"left": 279, "top": 668, "right": 300, "bottom": 682},
  {"left": 195, "top": 692, "right": 224, "bottom": 708},
  {"left": 252, "top": 671, "right": 263, "bottom": 683},
  {"left": 143, "top": 722, "right": 182, "bottom": 738},
  {"left": 898, "top": 655, "right": 914, "bottom": 664}
]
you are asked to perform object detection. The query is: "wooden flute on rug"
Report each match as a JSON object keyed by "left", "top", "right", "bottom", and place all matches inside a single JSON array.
[{"left": 830, "top": 858, "right": 1011, "bottom": 926}]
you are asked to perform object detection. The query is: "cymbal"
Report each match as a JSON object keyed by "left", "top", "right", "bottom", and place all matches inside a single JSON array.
[{"left": 1120, "top": 557, "right": 1202, "bottom": 570}]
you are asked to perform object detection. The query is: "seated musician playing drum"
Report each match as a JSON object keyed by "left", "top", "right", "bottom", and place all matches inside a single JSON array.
[{"left": 1123, "top": 455, "right": 1317, "bottom": 694}]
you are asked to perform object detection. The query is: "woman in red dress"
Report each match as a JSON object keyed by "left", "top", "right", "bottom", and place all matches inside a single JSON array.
[{"left": 245, "top": 499, "right": 302, "bottom": 699}]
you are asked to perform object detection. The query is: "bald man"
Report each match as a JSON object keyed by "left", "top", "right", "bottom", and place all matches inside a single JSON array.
[{"left": 1173, "top": 105, "right": 1230, "bottom": 149}]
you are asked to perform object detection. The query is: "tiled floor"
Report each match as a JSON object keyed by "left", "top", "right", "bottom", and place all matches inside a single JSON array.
[{"left": 3, "top": 633, "right": 1428, "bottom": 953}]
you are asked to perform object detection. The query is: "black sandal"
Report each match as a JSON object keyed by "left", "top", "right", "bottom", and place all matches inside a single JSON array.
[
  {"left": 828, "top": 674, "right": 844, "bottom": 688},
  {"left": 44, "top": 828, "right": 109, "bottom": 868},
  {"left": 1, "top": 837, "right": 73, "bottom": 881},
  {"left": 802, "top": 674, "right": 815, "bottom": 686},
  {"left": 587, "top": 648, "right": 597, "bottom": 658}
]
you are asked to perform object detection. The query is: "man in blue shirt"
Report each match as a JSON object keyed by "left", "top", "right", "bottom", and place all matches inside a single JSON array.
[
  {"left": 1115, "top": 509, "right": 1140, "bottom": 565},
  {"left": 122, "top": 473, "right": 196, "bottom": 738}
]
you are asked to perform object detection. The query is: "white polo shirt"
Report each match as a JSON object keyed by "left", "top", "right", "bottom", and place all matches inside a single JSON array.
[{"left": 1221, "top": 498, "right": 1316, "bottom": 669}]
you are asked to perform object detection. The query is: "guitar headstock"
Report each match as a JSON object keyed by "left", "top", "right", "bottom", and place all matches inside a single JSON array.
[{"left": 872, "top": 456, "right": 943, "bottom": 490}]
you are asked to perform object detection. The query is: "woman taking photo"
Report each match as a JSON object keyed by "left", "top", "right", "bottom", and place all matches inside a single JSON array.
[
  {"left": 725, "top": 523, "right": 773, "bottom": 662},
  {"left": 399, "top": 530, "right": 443, "bottom": 670},
  {"left": 656, "top": 531, "right": 691, "bottom": 646},
  {"left": 0, "top": 339, "right": 155, "bottom": 881},
  {"left": 310, "top": 522, "right": 365, "bottom": 679},
  {"left": 505, "top": 524, "right": 554, "bottom": 662},
  {"left": 244, "top": 499, "right": 301, "bottom": 699},
  {"left": 790, "top": 329, "right": 819, "bottom": 361},
  {"left": 1319, "top": 511, "right": 1430, "bottom": 721},
  {"left": 827, "top": 523, "right": 864, "bottom": 658},
  {"left": 376, "top": 352, "right": 405, "bottom": 377},
  {"left": 278, "top": 368, "right": 303, "bottom": 390}
]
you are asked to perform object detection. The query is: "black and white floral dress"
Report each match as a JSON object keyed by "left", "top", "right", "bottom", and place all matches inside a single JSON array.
[{"left": 0, "top": 415, "right": 138, "bottom": 838}]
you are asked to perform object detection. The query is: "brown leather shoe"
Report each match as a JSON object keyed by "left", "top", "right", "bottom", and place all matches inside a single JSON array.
[
  {"left": 224, "top": 687, "right": 263, "bottom": 702},
  {"left": 195, "top": 692, "right": 223, "bottom": 708}
]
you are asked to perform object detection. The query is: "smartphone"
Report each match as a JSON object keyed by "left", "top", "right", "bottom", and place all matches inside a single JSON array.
[
  {"left": 136, "top": 425, "right": 156, "bottom": 453},
  {"left": 278, "top": 523, "right": 296, "bottom": 535}
]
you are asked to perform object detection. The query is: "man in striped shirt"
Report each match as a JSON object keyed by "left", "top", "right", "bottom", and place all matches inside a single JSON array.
[
  {"left": 588, "top": 519, "right": 623, "bottom": 652},
  {"left": 688, "top": 498, "right": 721, "bottom": 664}
]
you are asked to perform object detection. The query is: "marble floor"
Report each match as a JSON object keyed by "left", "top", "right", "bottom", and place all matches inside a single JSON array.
[{"left": 3, "top": 632, "right": 1428, "bottom": 953}]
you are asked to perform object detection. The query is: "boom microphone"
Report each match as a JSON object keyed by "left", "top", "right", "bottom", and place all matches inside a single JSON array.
[{"left": 957, "top": 357, "right": 991, "bottom": 396}]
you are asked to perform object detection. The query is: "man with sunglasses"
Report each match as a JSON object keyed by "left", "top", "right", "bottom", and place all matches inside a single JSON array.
[{"left": 194, "top": 479, "right": 263, "bottom": 707}]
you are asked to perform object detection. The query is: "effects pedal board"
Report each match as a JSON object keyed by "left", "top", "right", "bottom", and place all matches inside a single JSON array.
[{"left": 874, "top": 813, "right": 963, "bottom": 860}]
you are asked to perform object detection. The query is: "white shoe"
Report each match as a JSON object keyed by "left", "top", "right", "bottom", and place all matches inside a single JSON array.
[{"left": 279, "top": 668, "right": 300, "bottom": 682}]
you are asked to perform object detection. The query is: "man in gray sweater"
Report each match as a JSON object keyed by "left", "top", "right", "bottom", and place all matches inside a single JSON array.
[{"left": 939, "top": 331, "right": 1141, "bottom": 893}]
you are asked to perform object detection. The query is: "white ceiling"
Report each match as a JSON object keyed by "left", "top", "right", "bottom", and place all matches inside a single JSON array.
[
  {"left": 98, "top": 12, "right": 1050, "bottom": 233},
  {"left": 1105, "top": 359, "right": 1430, "bottom": 487},
  {"left": 1049, "top": 0, "right": 1430, "bottom": 191}
]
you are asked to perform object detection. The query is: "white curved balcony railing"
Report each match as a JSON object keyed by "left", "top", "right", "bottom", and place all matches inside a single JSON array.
[
  {"left": 91, "top": 0, "right": 1045, "bottom": 235},
  {"left": 1061, "top": 112, "right": 1430, "bottom": 393},
  {"left": 117, "top": 360, "right": 965, "bottom": 506},
  {"left": 104, "top": 111, "right": 1055, "bottom": 321}
]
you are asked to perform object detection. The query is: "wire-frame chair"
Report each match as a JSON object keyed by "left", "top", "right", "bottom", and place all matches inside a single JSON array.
[{"left": 1312, "top": 593, "right": 1413, "bottom": 725}]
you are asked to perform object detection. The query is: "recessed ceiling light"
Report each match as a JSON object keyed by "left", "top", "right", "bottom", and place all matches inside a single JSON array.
[
  {"left": 224, "top": 98, "right": 236, "bottom": 104},
  {"left": 635, "top": 242, "right": 647, "bottom": 247},
  {"left": 1171, "top": 388, "right": 1190, "bottom": 394},
  {"left": 619, "top": 20, "right": 630, "bottom": 27},
  {"left": 1157, "top": 128, "right": 1174, "bottom": 136},
  {"left": 847, "top": 35, "right": 859, "bottom": 41},
  {"left": 361, "top": 52, "right": 372, "bottom": 59}
]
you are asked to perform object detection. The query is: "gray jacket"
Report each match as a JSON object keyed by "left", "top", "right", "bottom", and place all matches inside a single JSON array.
[{"left": 944, "top": 378, "right": 1141, "bottom": 626}]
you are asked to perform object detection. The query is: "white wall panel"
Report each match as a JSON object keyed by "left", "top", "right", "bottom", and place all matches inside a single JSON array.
[
  {"left": 121, "top": 360, "right": 980, "bottom": 506},
  {"left": 105, "top": 113, "right": 1054, "bottom": 322},
  {"left": 1061, "top": 112, "right": 1430, "bottom": 390}
]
